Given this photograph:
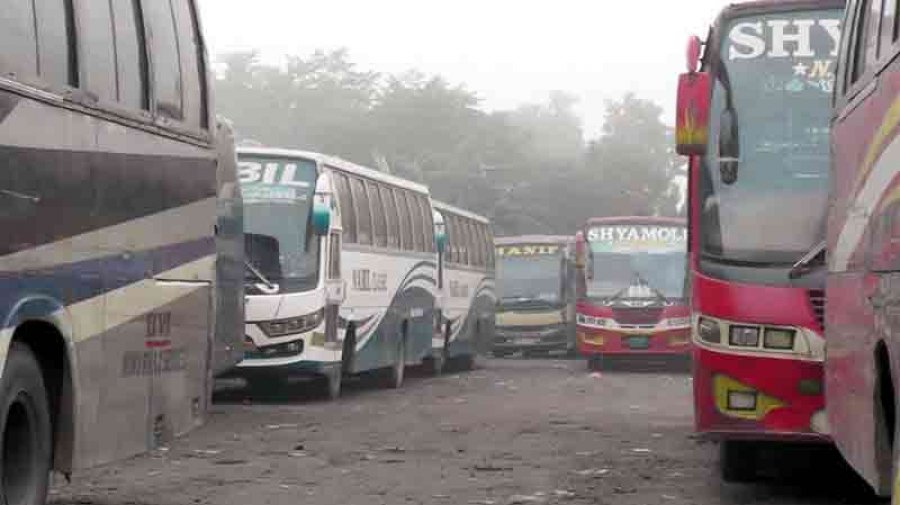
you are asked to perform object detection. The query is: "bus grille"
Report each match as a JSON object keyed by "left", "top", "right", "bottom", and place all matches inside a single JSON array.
[
  {"left": 808, "top": 289, "right": 825, "bottom": 331},
  {"left": 612, "top": 307, "right": 664, "bottom": 325}
]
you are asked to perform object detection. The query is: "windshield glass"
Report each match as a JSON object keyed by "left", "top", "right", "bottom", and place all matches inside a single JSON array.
[
  {"left": 496, "top": 244, "right": 564, "bottom": 306},
  {"left": 238, "top": 155, "right": 320, "bottom": 293},
  {"left": 585, "top": 223, "right": 687, "bottom": 300},
  {"left": 700, "top": 9, "right": 842, "bottom": 265}
]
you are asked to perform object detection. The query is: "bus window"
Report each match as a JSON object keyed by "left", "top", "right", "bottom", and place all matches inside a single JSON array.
[
  {"left": 350, "top": 177, "right": 372, "bottom": 245},
  {"left": 394, "top": 189, "right": 414, "bottom": 251},
  {"left": 486, "top": 228, "right": 495, "bottom": 269},
  {"left": 333, "top": 172, "right": 356, "bottom": 244},
  {"left": 0, "top": 2, "right": 38, "bottom": 82},
  {"left": 380, "top": 185, "right": 399, "bottom": 249},
  {"left": 35, "top": 0, "right": 75, "bottom": 89},
  {"left": 171, "top": 0, "right": 208, "bottom": 129},
  {"left": 367, "top": 180, "right": 387, "bottom": 248},
  {"left": 405, "top": 192, "right": 425, "bottom": 252},
  {"left": 852, "top": 0, "right": 881, "bottom": 84},
  {"left": 111, "top": 0, "right": 149, "bottom": 109},
  {"left": 881, "top": 0, "right": 897, "bottom": 50},
  {"left": 143, "top": 0, "right": 183, "bottom": 120},
  {"left": 415, "top": 195, "right": 434, "bottom": 252},
  {"left": 449, "top": 216, "right": 461, "bottom": 263},
  {"left": 76, "top": 1, "right": 117, "bottom": 103},
  {"left": 468, "top": 220, "right": 479, "bottom": 266},
  {"left": 474, "top": 223, "right": 486, "bottom": 267}
]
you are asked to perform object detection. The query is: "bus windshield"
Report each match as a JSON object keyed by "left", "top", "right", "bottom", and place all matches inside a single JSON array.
[
  {"left": 497, "top": 252, "right": 563, "bottom": 307},
  {"left": 585, "top": 224, "right": 687, "bottom": 301},
  {"left": 239, "top": 156, "right": 320, "bottom": 293},
  {"left": 700, "top": 9, "right": 842, "bottom": 265}
]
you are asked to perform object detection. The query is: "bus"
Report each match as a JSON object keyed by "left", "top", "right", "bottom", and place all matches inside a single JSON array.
[
  {"left": 430, "top": 202, "right": 496, "bottom": 371},
  {"left": 674, "top": 0, "right": 843, "bottom": 481},
  {"left": 826, "top": 0, "right": 900, "bottom": 498},
  {"left": 574, "top": 217, "right": 690, "bottom": 369},
  {"left": 233, "top": 147, "right": 442, "bottom": 398},
  {"left": 493, "top": 235, "right": 575, "bottom": 357},
  {"left": 0, "top": 1, "right": 244, "bottom": 503}
]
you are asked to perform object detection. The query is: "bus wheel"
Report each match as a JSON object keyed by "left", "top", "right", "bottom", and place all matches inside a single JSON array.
[
  {"left": 587, "top": 356, "right": 604, "bottom": 371},
  {"left": 720, "top": 441, "right": 758, "bottom": 482},
  {"left": 0, "top": 342, "right": 52, "bottom": 505},
  {"left": 324, "top": 370, "right": 342, "bottom": 401},
  {"left": 387, "top": 336, "right": 406, "bottom": 389},
  {"left": 458, "top": 354, "right": 476, "bottom": 371}
]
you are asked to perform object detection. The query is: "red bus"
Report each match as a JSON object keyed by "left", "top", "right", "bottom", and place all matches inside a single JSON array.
[
  {"left": 574, "top": 217, "right": 690, "bottom": 368},
  {"left": 674, "top": 0, "right": 844, "bottom": 481},
  {"left": 827, "top": 0, "right": 900, "bottom": 498}
]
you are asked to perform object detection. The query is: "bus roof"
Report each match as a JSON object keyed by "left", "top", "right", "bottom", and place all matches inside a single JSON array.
[
  {"left": 584, "top": 216, "right": 686, "bottom": 227},
  {"left": 715, "top": 0, "right": 844, "bottom": 25},
  {"left": 494, "top": 235, "right": 574, "bottom": 246},
  {"left": 236, "top": 146, "right": 430, "bottom": 195},
  {"left": 431, "top": 200, "right": 490, "bottom": 224}
]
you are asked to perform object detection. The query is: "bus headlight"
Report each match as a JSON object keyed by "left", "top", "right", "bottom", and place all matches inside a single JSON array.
[
  {"left": 697, "top": 317, "right": 721, "bottom": 344},
  {"left": 259, "top": 309, "right": 325, "bottom": 337},
  {"left": 729, "top": 326, "right": 760, "bottom": 347},
  {"left": 666, "top": 316, "right": 690, "bottom": 328},
  {"left": 727, "top": 390, "right": 758, "bottom": 411},
  {"left": 763, "top": 328, "right": 795, "bottom": 350}
]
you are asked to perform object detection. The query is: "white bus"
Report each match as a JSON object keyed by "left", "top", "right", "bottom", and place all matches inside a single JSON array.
[
  {"left": 431, "top": 202, "right": 496, "bottom": 372},
  {"left": 233, "top": 148, "right": 441, "bottom": 398},
  {"left": 0, "top": 1, "right": 244, "bottom": 503}
]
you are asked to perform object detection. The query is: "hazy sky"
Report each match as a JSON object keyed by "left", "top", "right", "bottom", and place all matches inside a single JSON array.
[{"left": 199, "top": 0, "right": 733, "bottom": 137}]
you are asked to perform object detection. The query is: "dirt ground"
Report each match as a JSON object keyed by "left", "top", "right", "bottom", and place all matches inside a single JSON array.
[{"left": 50, "top": 358, "right": 879, "bottom": 505}]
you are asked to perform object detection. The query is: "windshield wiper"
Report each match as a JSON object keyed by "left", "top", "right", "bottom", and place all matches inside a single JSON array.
[
  {"left": 244, "top": 260, "right": 280, "bottom": 293},
  {"left": 788, "top": 241, "right": 826, "bottom": 280}
]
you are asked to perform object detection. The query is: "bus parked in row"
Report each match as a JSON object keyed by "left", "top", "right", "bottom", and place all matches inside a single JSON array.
[
  {"left": 675, "top": 0, "right": 843, "bottom": 481},
  {"left": 232, "top": 148, "right": 496, "bottom": 397},
  {"left": 493, "top": 236, "right": 575, "bottom": 357},
  {"left": 431, "top": 202, "right": 496, "bottom": 372},
  {"left": 826, "top": 0, "right": 900, "bottom": 499},
  {"left": 0, "top": 1, "right": 245, "bottom": 503},
  {"left": 574, "top": 217, "right": 690, "bottom": 369}
]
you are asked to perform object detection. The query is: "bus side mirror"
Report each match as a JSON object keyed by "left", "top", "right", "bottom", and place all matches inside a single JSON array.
[
  {"left": 312, "top": 194, "right": 331, "bottom": 236},
  {"left": 433, "top": 210, "right": 447, "bottom": 253},
  {"left": 675, "top": 71, "right": 710, "bottom": 156}
]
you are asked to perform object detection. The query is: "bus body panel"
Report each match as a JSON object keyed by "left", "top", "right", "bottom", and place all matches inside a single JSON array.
[
  {"left": 0, "top": 87, "right": 223, "bottom": 471},
  {"left": 828, "top": 17, "right": 900, "bottom": 490},
  {"left": 340, "top": 248, "right": 436, "bottom": 373},
  {"left": 441, "top": 266, "right": 495, "bottom": 358}
]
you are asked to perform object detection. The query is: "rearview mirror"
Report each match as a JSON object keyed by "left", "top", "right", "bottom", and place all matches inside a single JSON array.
[
  {"left": 433, "top": 210, "right": 447, "bottom": 253},
  {"left": 718, "top": 107, "right": 740, "bottom": 185},
  {"left": 312, "top": 194, "right": 331, "bottom": 236},
  {"left": 675, "top": 71, "right": 711, "bottom": 156}
]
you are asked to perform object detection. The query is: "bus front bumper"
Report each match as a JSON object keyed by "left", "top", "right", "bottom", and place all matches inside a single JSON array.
[
  {"left": 576, "top": 326, "right": 692, "bottom": 356},
  {"left": 692, "top": 345, "right": 829, "bottom": 441}
]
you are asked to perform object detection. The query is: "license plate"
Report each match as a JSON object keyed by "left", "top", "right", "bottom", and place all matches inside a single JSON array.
[
  {"left": 515, "top": 337, "right": 536, "bottom": 345},
  {"left": 625, "top": 335, "right": 650, "bottom": 349}
]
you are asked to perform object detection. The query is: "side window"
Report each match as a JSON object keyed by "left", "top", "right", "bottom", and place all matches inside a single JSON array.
[
  {"left": 333, "top": 172, "right": 356, "bottom": 244},
  {"left": 77, "top": 1, "right": 117, "bottom": 103},
  {"left": 328, "top": 231, "right": 341, "bottom": 279},
  {"left": 35, "top": 0, "right": 75, "bottom": 88},
  {"left": 485, "top": 227, "right": 495, "bottom": 269},
  {"left": 380, "top": 185, "right": 400, "bottom": 249},
  {"left": 368, "top": 181, "right": 388, "bottom": 248},
  {"left": 143, "top": 0, "right": 183, "bottom": 120},
  {"left": 451, "top": 216, "right": 463, "bottom": 264},
  {"left": 852, "top": 0, "right": 880, "bottom": 84},
  {"left": 445, "top": 215, "right": 456, "bottom": 263},
  {"left": 467, "top": 221, "right": 478, "bottom": 266},
  {"left": 111, "top": 0, "right": 149, "bottom": 109},
  {"left": 350, "top": 177, "right": 372, "bottom": 245},
  {"left": 170, "top": 0, "right": 208, "bottom": 129},
  {"left": 393, "top": 189, "right": 413, "bottom": 251},
  {"left": 0, "top": 2, "right": 38, "bottom": 82},
  {"left": 416, "top": 196, "right": 434, "bottom": 253},
  {"left": 881, "top": 0, "right": 896, "bottom": 51},
  {"left": 473, "top": 223, "right": 485, "bottom": 267},
  {"left": 409, "top": 193, "right": 426, "bottom": 252}
]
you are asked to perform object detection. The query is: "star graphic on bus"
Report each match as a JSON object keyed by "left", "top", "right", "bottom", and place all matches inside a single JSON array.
[{"left": 793, "top": 61, "right": 809, "bottom": 76}]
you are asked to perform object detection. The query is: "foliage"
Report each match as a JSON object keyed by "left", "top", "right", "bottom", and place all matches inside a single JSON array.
[{"left": 215, "top": 49, "right": 683, "bottom": 236}]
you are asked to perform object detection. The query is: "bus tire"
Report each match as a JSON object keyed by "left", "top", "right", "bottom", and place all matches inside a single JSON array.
[
  {"left": 341, "top": 326, "right": 356, "bottom": 376},
  {"left": 458, "top": 354, "right": 476, "bottom": 371},
  {"left": 720, "top": 441, "right": 758, "bottom": 483},
  {"left": 387, "top": 335, "right": 406, "bottom": 389},
  {"left": 325, "top": 370, "right": 342, "bottom": 401},
  {"left": 587, "top": 356, "right": 604, "bottom": 371},
  {"left": 0, "top": 342, "right": 52, "bottom": 505}
]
